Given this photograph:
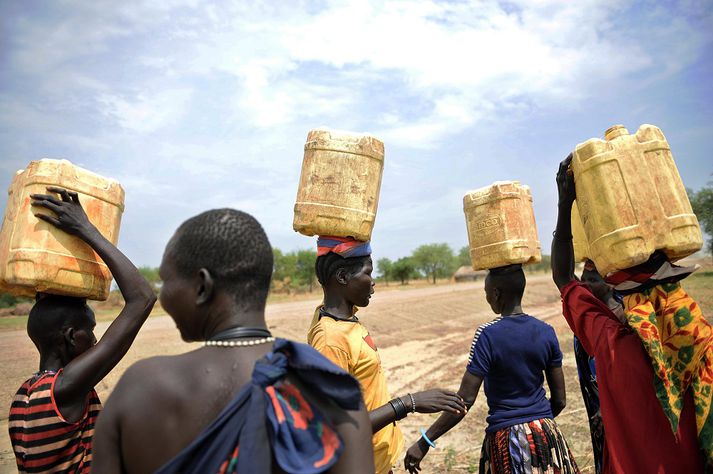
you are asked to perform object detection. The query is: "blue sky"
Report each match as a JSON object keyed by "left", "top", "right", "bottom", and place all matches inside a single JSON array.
[{"left": 1, "top": 0, "right": 712, "bottom": 268}]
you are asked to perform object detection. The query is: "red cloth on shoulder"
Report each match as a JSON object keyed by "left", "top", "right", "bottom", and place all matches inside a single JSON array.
[{"left": 560, "top": 281, "right": 703, "bottom": 474}]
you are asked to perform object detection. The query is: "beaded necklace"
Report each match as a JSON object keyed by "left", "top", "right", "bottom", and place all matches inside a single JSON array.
[{"left": 203, "top": 326, "right": 275, "bottom": 347}]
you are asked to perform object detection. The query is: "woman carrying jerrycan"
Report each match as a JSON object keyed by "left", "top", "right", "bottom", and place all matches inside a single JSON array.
[{"left": 308, "top": 236, "right": 467, "bottom": 474}]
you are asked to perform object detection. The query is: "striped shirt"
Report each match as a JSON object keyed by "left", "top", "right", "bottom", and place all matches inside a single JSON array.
[{"left": 8, "top": 370, "right": 102, "bottom": 473}]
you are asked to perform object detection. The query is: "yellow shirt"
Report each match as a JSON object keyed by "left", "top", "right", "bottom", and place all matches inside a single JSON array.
[{"left": 308, "top": 306, "right": 404, "bottom": 474}]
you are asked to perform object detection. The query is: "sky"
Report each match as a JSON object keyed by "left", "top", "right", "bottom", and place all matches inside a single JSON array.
[{"left": 1, "top": 0, "right": 712, "bottom": 268}]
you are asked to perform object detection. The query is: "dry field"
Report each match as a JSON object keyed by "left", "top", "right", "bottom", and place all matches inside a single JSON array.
[{"left": 0, "top": 271, "right": 711, "bottom": 474}]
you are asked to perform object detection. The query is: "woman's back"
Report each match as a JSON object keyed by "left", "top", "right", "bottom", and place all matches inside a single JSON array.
[
  {"left": 467, "top": 314, "right": 563, "bottom": 432},
  {"left": 97, "top": 340, "right": 373, "bottom": 474}
]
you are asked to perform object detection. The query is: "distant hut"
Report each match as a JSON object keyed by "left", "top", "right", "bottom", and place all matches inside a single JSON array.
[{"left": 453, "top": 265, "right": 487, "bottom": 282}]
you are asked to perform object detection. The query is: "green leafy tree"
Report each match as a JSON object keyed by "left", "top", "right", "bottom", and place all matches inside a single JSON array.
[
  {"left": 0, "top": 292, "right": 20, "bottom": 309},
  {"left": 272, "top": 248, "right": 296, "bottom": 282},
  {"left": 458, "top": 245, "right": 472, "bottom": 267},
  {"left": 689, "top": 183, "right": 713, "bottom": 258},
  {"left": 295, "top": 249, "right": 317, "bottom": 292},
  {"left": 412, "top": 243, "right": 457, "bottom": 284},
  {"left": 376, "top": 257, "right": 393, "bottom": 285},
  {"left": 138, "top": 266, "right": 161, "bottom": 295},
  {"left": 392, "top": 257, "right": 417, "bottom": 285}
]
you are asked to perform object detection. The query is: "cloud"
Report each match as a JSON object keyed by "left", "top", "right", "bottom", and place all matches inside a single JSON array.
[
  {"left": 98, "top": 89, "right": 193, "bottom": 133},
  {"left": 1, "top": 0, "right": 711, "bottom": 264}
]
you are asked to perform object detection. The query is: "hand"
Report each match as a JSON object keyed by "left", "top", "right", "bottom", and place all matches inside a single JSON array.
[
  {"left": 556, "top": 154, "right": 576, "bottom": 205},
  {"left": 410, "top": 389, "right": 466, "bottom": 415},
  {"left": 404, "top": 439, "right": 429, "bottom": 473},
  {"left": 31, "top": 187, "right": 96, "bottom": 238}
]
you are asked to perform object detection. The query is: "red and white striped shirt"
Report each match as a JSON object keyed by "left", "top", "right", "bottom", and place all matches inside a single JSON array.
[{"left": 8, "top": 370, "right": 102, "bottom": 473}]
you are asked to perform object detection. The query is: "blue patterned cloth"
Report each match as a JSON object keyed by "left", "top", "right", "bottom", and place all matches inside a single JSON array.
[{"left": 156, "top": 339, "right": 363, "bottom": 474}]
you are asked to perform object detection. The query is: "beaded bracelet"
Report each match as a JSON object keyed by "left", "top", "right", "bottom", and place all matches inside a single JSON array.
[{"left": 408, "top": 393, "right": 416, "bottom": 413}]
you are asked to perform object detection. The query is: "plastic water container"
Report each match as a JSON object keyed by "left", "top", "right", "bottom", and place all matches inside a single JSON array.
[
  {"left": 293, "top": 128, "right": 384, "bottom": 241},
  {"left": 463, "top": 181, "right": 541, "bottom": 270},
  {"left": 572, "top": 124, "right": 702, "bottom": 275},
  {"left": 0, "top": 159, "right": 124, "bottom": 300},
  {"left": 571, "top": 201, "right": 590, "bottom": 262}
]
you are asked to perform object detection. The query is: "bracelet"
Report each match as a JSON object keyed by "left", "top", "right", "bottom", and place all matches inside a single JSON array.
[
  {"left": 408, "top": 393, "right": 416, "bottom": 413},
  {"left": 394, "top": 397, "right": 408, "bottom": 419},
  {"left": 420, "top": 428, "right": 436, "bottom": 448},
  {"left": 388, "top": 397, "right": 408, "bottom": 421}
]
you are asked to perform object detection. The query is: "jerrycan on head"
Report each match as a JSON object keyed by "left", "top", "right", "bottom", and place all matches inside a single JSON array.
[
  {"left": 293, "top": 128, "right": 384, "bottom": 241},
  {"left": 571, "top": 124, "right": 702, "bottom": 276},
  {"left": 463, "top": 181, "right": 541, "bottom": 271},
  {"left": 571, "top": 201, "right": 590, "bottom": 263},
  {"left": 0, "top": 159, "right": 124, "bottom": 300}
]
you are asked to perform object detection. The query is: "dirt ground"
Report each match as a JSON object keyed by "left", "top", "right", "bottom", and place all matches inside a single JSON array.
[{"left": 0, "top": 272, "right": 710, "bottom": 473}]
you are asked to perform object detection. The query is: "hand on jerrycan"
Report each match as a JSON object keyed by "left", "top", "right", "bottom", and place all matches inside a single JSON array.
[{"left": 30, "top": 186, "right": 98, "bottom": 238}]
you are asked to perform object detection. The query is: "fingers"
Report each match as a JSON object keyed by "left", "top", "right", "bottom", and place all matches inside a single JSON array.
[
  {"left": 35, "top": 213, "right": 61, "bottom": 227},
  {"left": 447, "top": 399, "right": 467, "bottom": 414},
  {"left": 557, "top": 154, "right": 573, "bottom": 177},
  {"left": 31, "top": 193, "right": 62, "bottom": 206},
  {"left": 31, "top": 198, "right": 62, "bottom": 214},
  {"left": 45, "top": 186, "right": 80, "bottom": 204},
  {"left": 404, "top": 458, "right": 421, "bottom": 473}
]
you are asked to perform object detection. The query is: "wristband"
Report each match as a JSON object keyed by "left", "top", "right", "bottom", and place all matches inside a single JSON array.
[
  {"left": 420, "top": 428, "right": 436, "bottom": 448},
  {"left": 388, "top": 397, "right": 408, "bottom": 420},
  {"left": 408, "top": 393, "right": 416, "bottom": 413}
]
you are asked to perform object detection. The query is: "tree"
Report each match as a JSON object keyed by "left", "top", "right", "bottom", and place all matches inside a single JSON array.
[
  {"left": 524, "top": 255, "right": 552, "bottom": 273},
  {"left": 295, "top": 249, "right": 317, "bottom": 292},
  {"left": 392, "top": 257, "right": 417, "bottom": 285},
  {"left": 689, "top": 183, "right": 713, "bottom": 258},
  {"left": 412, "top": 243, "right": 457, "bottom": 284},
  {"left": 138, "top": 266, "right": 161, "bottom": 295},
  {"left": 458, "top": 245, "right": 471, "bottom": 267},
  {"left": 376, "top": 257, "right": 393, "bottom": 285},
  {"left": 273, "top": 248, "right": 296, "bottom": 282}
]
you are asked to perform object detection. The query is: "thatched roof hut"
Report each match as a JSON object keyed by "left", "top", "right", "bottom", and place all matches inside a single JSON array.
[{"left": 453, "top": 265, "right": 487, "bottom": 282}]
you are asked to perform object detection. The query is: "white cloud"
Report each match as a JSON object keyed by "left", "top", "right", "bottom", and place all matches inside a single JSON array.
[
  {"left": 98, "top": 89, "right": 192, "bottom": 133},
  {"left": 1, "top": 0, "right": 711, "bottom": 264}
]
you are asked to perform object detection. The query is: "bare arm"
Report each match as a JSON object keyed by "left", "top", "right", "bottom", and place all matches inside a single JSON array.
[
  {"left": 31, "top": 187, "right": 156, "bottom": 415},
  {"left": 545, "top": 366, "right": 566, "bottom": 417},
  {"left": 313, "top": 342, "right": 466, "bottom": 434},
  {"left": 370, "top": 389, "right": 467, "bottom": 434},
  {"left": 551, "top": 155, "right": 577, "bottom": 290},
  {"left": 91, "top": 384, "right": 125, "bottom": 474},
  {"left": 403, "top": 371, "right": 483, "bottom": 473},
  {"left": 329, "top": 404, "right": 375, "bottom": 474}
]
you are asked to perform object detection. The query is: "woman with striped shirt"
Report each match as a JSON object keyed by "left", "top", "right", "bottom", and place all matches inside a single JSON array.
[{"left": 8, "top": 187, "right": 156, "bottom": 473}]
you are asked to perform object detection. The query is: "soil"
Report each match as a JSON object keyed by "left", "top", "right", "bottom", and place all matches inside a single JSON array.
[{"left": 0, "top": 273, "right": 709, "bottom": 473}]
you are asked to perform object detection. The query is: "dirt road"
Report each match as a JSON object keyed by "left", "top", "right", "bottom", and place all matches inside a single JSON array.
[{"left": 0, "top": 275, "right": 595, "bottom": 473}]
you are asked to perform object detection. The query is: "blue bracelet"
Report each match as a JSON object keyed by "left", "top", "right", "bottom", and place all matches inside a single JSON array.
[{"left": 420, "top": 428, "right": 436, "bottom": 448}]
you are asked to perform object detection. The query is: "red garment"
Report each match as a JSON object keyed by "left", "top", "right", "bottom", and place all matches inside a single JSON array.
[
  {"left": 8, "top": 370, "right": 101, "bottom": 473},
  {"left": 561, "top": 281, "right": 703, "bottom": 474}
]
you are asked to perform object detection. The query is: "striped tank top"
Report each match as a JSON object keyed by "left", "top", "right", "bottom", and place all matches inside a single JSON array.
[{"left": 8, "top": 370, "right": 102, "bottom": 473}]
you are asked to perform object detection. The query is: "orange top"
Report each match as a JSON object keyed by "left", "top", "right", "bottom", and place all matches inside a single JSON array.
[{"left": 308, "top": 306, "right": 403, "bottom": 474}]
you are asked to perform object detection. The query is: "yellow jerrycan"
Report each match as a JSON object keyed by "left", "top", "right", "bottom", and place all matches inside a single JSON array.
[
  {"left": 463, "top": 181, "right": 541, "bottom": 271},
  {"left": 293, "top": 128, "right": 384, "bottom": 241},
  {"left": 0, "top": 159, "right": 125, "bottom": 300},
  {"left": 571, "top": 201, "right": 590, "bottom": 262},
  {"left": 571, "top": 124, "right": 702, "bottom": 276}
]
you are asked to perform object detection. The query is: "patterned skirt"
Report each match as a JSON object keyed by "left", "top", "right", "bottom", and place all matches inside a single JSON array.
[{"left": 479, "top": 418, "right": 579, "bottom": 474}]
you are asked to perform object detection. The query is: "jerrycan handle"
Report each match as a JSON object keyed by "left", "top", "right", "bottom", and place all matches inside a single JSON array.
[{"left": 604, "top": 125, "right": 629, "bottom": 141}]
